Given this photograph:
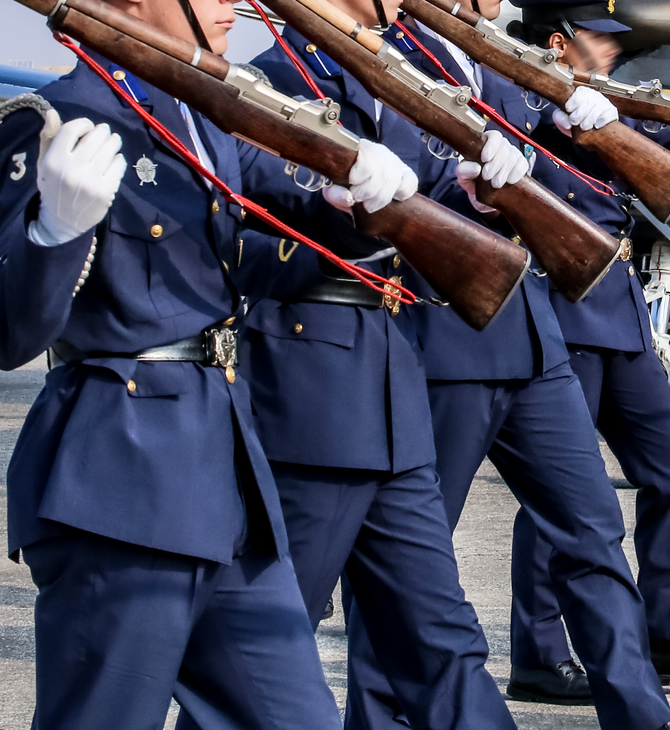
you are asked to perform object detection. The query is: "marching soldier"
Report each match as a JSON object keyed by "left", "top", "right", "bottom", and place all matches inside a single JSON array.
[
  {"left": 338, "top": 0, "right": 670, "bottom": 727},
  {"left": 506, "top": 0, "right": 670, "bottom": 702},
  {"left": 0, "top": 0, "right": 421, "bottom": 727},
  {"left": 193, "top": 1, "right": 533, "bottom": 729}
]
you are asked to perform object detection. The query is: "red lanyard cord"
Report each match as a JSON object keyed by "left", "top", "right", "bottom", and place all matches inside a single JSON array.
[
  {"left": 394, "top": 20, "right": 616, "bottom": 197},
  {"left": 53, "top": 33, "right": 416, "bottom": 305},
  {"left": 246, "top": 0, "right": 341, "bottom": 124}
]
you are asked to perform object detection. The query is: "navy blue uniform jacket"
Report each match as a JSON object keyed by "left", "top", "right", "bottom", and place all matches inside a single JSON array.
[
  {"left": 0, "top": 52, "right": 381, "bottom": 561},
  {"left": 238, "top": 27, "right": 437, "bottom": 473}
]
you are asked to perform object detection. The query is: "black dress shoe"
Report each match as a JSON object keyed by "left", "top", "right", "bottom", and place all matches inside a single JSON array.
[
  {"left": 507, "top": 660, "right": 593, "bottom": 705},
  {"left": 321, "top": 595, "right": 334, "bottom": 621}
]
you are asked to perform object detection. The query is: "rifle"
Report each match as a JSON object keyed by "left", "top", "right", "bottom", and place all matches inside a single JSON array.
[
  {"left": 11, "top": 0, "right": 532, "bottom": 331},
  {"left": 400, "top": 0, "right": 670, "bottom": 222},
  {"left": 252, "top": 0, "right": 623, "bottom": 301}
]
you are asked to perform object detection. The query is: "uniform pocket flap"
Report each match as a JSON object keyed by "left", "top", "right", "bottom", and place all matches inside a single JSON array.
[
  {"left": 244, "top": 299, "right": 357, "bottom": 348},
  {"left": 108, "top": 186, "right": 199, "bottom": 242},
  {"left": 501, "top": 97, "right": 540, "bottom": 136},
  {"left": 81, "top": 358, "right": 188, "bottom": 397}
]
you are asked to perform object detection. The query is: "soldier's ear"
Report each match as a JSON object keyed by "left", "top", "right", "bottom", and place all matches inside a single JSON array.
[{"left": 547, "top": 32, "right": 569, "bottom": 59}]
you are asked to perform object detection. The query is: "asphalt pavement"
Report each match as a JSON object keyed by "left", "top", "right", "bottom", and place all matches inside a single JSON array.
[{"left": 0, "top": 355, "right": 665, "bottom": 729}]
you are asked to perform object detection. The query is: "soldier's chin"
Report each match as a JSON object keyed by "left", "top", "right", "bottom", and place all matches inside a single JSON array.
[{"left": 210, "top": 30, "right": 229, "bottom": 56}]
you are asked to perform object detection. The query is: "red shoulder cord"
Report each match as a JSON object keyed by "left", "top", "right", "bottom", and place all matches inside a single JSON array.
[
  {"left": 54, "top": 33, "right": 416, "bottom": 305},
  {"left": 393, "top": 20, "right": 616, "bottom": 196}
]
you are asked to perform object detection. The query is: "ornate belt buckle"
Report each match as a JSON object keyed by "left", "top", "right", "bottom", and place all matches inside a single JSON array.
[
  {"left": 619, "top": 237, "right": 632, "bottom": 262},
  {"left": 206, "top": 327, "right": 237, "bottom": 368},
  {"left": 384, "top": 276, "right": 403, "bottom": 316}
]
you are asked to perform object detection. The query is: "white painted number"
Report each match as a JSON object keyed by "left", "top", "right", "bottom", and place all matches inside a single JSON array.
[{"left": 10, "top": 152, "right": 27, "bottom": 181}]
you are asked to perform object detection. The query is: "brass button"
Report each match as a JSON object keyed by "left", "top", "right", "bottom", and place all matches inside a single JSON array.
[
  {"left": 223, "top": 316, "right": 236, "bottom": 326},
  {"left": 127, "top": 379, "right": 137, "bottom": 393},
  {"left": 113, "top": 69, "right": 126, "bottom": 81},
  {"left": 511, "top": 235, "right": 521, "bottom": 245},
  {"left": 294, "top": 323, "right": 303, "bottom": 334},
  {"left": 212, "top": 200, "right": 220, "bottom": 215},
  {"left": 567, "top": 192, "right": 575, "bottom": 200},
  {"left": 628, "top": 265, "right": 635, "bottom": 276},
  {"left": 225, "top": 365, "right": 236, "bottom": 384},
  {"left": 483, "top": 114, "right": 490, "bottom": 122},
  {"left": 150, "top": 224, "right": 163, "bottom": 238},
  {"left": 396, "top": 31, "right": 405, "bottom": 39},
  {"left": 393, "top": 254, "right": 401, "bottom": 269},
  {"left": 306, "top": 44, "right": 317, "bottom": 53},
  {"left": 240, "top": 208, "right": 246, "bottom": 220},
  {"left": 525, "top": 122, "right": 532, "bottom": 131}
]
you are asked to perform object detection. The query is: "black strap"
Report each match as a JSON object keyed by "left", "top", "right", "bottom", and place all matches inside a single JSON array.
[{"left": 176, "top": 0, "right": 213, "bottom": 53}]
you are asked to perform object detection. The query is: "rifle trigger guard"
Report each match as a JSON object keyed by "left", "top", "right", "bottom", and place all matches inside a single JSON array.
[
  {"left": 422, "top": 133, "right": 458, "bottom": 161},
  {"left": 284, "top": 162, "right": 328, "bottom": 192},
  {"left": 643, "top": 120, "right": 668, "bottom": 135},
  {"left": 522, "top": 90, "right": 549, "bottom": 112}
]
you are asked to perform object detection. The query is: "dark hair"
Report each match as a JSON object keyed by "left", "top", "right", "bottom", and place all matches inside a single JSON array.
[{"left": 507, "top": 19, "right": 566, "bottom": 48}]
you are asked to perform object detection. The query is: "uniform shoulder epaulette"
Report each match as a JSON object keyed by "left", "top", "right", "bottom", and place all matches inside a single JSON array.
[{"left": 109, "top": 64, "right": 149, "bottom": 107}]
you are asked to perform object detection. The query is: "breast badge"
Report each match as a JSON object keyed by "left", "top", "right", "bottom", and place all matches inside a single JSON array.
[{"left": 133, "top": 155, "right": 158, "bottom": 186}]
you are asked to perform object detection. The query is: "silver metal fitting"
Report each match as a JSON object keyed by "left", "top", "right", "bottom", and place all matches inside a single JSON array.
[
  {"left": 474, "top": 18, "right": 574, "bottom": 84},
  {"left": 378, "top": 43, "right": 486, "bottom": 133},
  {"left": 225, "top": 65, "right": 359, "bottom": 151}
]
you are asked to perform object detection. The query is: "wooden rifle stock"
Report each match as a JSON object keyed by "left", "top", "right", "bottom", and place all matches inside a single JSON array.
[
  {"left": 258, "top": 0, "right": 622, "bottom": 301},
  {"left": 403, "top": 0, "right": 670, "bottom": 222},
  {"left": 13, "top": 0, "right": 531, "bottom": 330}
]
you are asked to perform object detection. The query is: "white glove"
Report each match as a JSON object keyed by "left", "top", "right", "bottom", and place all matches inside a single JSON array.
[
  {"left": 552, "top": 86, "right": 619, "bottom": 136},
  {"left": 31, "top": 113, "right": 127, "bottom": 246},
  {"left": 323, "top": 138, "right": 418, "bottom": 214},
  {"left": 456, "top": 130, "right": 529, "bottom": 213}
]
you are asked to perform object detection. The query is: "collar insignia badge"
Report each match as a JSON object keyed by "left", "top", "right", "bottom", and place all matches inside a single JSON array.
[{"left": 134, "top": 155, "right": 158, "bottom": 186}]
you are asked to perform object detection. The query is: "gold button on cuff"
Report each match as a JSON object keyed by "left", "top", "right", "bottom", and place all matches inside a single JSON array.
[
  {"left": 483, "top": 114, "right": 490, "bottom": 123},
  {"left": 567, "top": 192, "right": 575, "bottom": 200},
  {"left": 511, "top": 235, "right": 521, "bottom": 245},
  {"left": 127, "top": 380, "right": 137, "bottom": 393},
  {"left": 223, "top": 316, "right": 236, "bottom": 326},
  {"left": 525, "top": 122, "right": 532, "bottom": 131},
  {"left": 396, "top": 31, "right": 405, "bottom": 39},
  {"left": 306, "top": 44, "right": 317, "bottom": 53},
  {"left": 294, "top": 323, "right": 303, "bottom": 334},
  {"left": 150, "top": 224, "right": 163, "bottom": 238},
  {"left": 225, "top": 365, "right": 236, "bottom": 384},
  {"left": 628, "top": 265, "right": 635, "bottom": 276},
  {"left": 212, "top": 200, "right": 220, "bottom": 215},
  {"left": 113, "top": 69, "right": 126, "bottom": 81},
  {"left": 393, "top": 254, "right": 401, "bottom": 269}
]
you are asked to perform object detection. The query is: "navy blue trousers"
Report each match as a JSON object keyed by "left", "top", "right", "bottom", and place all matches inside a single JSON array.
[
  {"left": 511, "top": 345, "right": 670, "bottom": 669},
  {"left": 346, "top": 362, "right": 670, "bottom": 730},
  {"left": 271, "top": 460, "right": 516, "bottom": 730},
  {"left": 23, "top": 531, "right": 341, "bottom": 730}
]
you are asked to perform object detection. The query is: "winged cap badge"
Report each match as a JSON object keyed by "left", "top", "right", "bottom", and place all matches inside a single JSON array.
[
  {"left": 134, "top": 155, "right": 158, "bottom": 186},
  {"left": 607, "top": 0, "right": 615, "bottom": 14}
]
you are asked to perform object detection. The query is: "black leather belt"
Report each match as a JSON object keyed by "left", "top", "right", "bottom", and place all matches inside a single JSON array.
[
  {"left": 48, "top": 324, "right": 237, "bottom": 370},
  {"left": 285, "top": 278, "right": 385, "bottom": 308}
]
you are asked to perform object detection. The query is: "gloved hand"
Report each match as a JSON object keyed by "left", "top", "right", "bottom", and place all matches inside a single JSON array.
[
  {"left": 31, "top": 112, "right": 127, "bottom": 246},
  {"left": 456, "top": 130, "right": 529, "bottom": 214},
  {"left": 553, "top": 86, "right": 618, "bottom": 137},
  {"left": 323, "top": 138, "right": 418, "bottom": 214}
]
